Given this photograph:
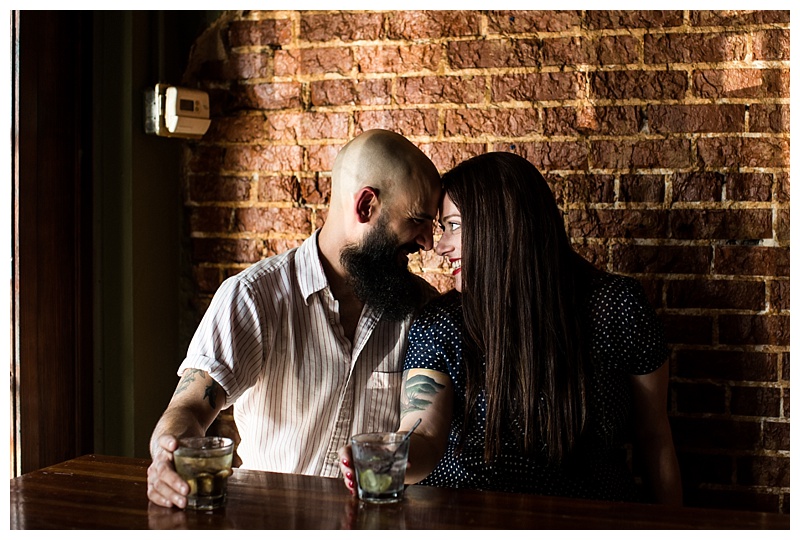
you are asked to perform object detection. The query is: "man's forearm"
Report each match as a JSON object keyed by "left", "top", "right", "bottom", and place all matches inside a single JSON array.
[{"left": 149, "top": 406, "right": 208, "bottom": 458}]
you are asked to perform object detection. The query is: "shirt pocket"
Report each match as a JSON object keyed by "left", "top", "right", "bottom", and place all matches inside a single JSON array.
[{"left": 364, "top": 370, "right": 402, "bottom": 433}]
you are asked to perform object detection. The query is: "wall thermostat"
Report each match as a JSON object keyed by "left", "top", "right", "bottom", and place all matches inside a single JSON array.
[{"left": 144, "top": 84, "right": 211, "bottom": 139}]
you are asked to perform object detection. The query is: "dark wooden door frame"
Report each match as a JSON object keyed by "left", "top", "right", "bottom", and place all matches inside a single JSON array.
[{"left": 11, "top": 10, "right": 94, "bottom": 475}]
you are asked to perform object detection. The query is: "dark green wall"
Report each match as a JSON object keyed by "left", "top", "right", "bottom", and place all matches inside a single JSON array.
[{"left": 92, "top": 11, "right": 218, "bottom": 458}]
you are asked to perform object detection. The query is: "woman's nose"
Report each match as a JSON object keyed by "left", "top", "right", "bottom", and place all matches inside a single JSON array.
[{"left": 435, "top": 234, "right": 451, "bottom": 256}]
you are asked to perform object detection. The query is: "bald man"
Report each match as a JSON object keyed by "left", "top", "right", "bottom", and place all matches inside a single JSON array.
[{"left": 147, "top": 130, "right": 442, "bottom": 509}]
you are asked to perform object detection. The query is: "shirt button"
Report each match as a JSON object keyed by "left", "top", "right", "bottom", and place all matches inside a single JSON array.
[{"left": 328, "top": 451, "right": 339, "bottom": 462}]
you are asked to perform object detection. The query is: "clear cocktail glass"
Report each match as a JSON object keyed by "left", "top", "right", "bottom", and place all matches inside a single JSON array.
[
  {"left": 173, "top": 436, "right": 234, "bottom": 510},
  {"left": 350, "top": 432, "right": 410, "bottom": 504}
]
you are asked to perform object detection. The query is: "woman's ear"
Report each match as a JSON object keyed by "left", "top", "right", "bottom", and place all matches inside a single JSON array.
[{"left": 354, "top": 186, "right": 380, "bottom": 224}]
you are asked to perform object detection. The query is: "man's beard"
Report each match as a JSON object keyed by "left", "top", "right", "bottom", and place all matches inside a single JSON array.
[{"left": 340, "top": 216, "right": 423, "bottom": 321}]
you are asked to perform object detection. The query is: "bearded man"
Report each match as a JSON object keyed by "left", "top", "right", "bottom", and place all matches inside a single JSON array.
[{"left": 147, "top": 130, "right": 441, "bottom": 509}]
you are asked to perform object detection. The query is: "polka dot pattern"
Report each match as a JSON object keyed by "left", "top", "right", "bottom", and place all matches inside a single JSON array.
[{"left": 404, "top": 273, "right": 667, "bottom": 501}]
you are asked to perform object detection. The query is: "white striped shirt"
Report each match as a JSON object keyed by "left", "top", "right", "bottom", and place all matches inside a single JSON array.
[{"left": 178, "top": 231, "right": 416, "bottom": 477}]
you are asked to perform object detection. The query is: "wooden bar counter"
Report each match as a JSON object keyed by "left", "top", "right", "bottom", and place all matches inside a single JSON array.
[{"left": 10, "top": 454, "right": 789, "bottom": 529}]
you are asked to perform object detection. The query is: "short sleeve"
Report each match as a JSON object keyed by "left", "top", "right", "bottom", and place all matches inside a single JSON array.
[
  {"left": 588, "top": 275, "right": 667, "bottom": 375},
  {"left": 403, "top": 294, "right": 462, "bottom": 375},
  {"left": 179, "top": 275, "right": 266, "bottom": 403}
]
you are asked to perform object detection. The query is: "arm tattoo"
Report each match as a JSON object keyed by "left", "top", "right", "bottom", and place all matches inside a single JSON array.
[
  {"left": 174, "top": 368, "right": 220, "bottom": 410},
  {"left": 401, "top": 374, "right": 445, "bottom": 417}
]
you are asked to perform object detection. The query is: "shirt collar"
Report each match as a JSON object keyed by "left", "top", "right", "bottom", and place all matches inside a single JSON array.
[{"left": 296, "top": 229, "right": 330, "bottom": 303}]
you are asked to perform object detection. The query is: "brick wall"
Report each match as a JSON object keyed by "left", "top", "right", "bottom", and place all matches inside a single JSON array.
[{"left": 180, "top": 10, "right": 789, "bottom": 513}]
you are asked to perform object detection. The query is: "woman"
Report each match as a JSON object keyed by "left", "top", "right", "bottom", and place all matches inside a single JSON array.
[{"left": 339, "top": 152, "right": 682, "bottom": 505}]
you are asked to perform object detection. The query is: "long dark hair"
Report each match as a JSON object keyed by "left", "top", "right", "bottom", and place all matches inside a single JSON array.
[{"left": 443, "top": 152, "right": 594, "bottom": 463}]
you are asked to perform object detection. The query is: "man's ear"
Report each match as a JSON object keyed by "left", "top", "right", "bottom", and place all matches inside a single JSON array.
[{"left": 354, "top": 186, "right": 380, "bottom": 224}]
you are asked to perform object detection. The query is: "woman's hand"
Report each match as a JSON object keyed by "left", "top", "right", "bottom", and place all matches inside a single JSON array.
[{"left": 337, "top": 445, "right": 357, "bottom": 496}]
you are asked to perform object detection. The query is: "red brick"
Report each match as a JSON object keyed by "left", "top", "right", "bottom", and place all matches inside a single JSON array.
[
  {"left": 257, "top": 175, "right": 301, "bottom": 204},
  {"left": 775, "top": 172, "right": 789, "bottom": 202},
  {"left": 223, "top": 145, "right": 304, "bottom": 173},
  {"left": 763, "top": 421, "right": 789, "bottom": 451},
  {"left": 613, "top": 244, "right": 712, "bottom": 275},
  {"left": 298, "top": 175, "right": 330, "bottom": 206},
  {"left": 666, "top": 279, "right": 765, "bottom": 310},
  {"left": 417, "top": 142, "right": 485, "bottom": 173},
  {"left": 234, "top": 207, "right": 312, "bottom": 234},
  {"left": 264, "top": 112, "right": 349, "bottom": 141},
  {"left": 690, "top": 10, "right": 790, "bottom": 26},
  {"left": 354, "top": 109, "right": 438, "bottom": 137},
  {"left": 592, "top": 70, "right": 688, "bottom": 100},
  {"left": 670, "top": 209, "right": 772, "bottom": 240},
  {"left": 493, "top": 72, "right": 586, "bottom": 102},
  {"left": 297, "top": 47, "right": 355, "bottom": 76},
  {"left": 673, "top": 382, "right": 726, "bottom": 414},
  {"left": 443, "top": 108, "right": 540, "bottom": 138},
  {"left": 566, "top": 174, "right": 615, "bottom": 203},
  {"left": 586, "top": 10, "right": 683, "bottom": 29},
  {"left": 420, "top": 272, "right": 455, "bottom": 295},
  {"left": 192, "top": 238, "right": 263, "bottom": 264},
  {"left": 645, "top": 32, "right": 747, "bottom": 63},
  {"left": 679, "top": 453, "right": 733, "bottom": 484},
  {"left": 486, "top": 11, "right": 581, "bottom": 33},
  {"left": 671, "top": 417, "right": 762, "bottom": 451},
  {"left": 236, "top": 82, "right": 303, "bottom": 110},
  {"left": 306, "top": 144, "right": 343, "bottom": 172},
  {"left": 228, "top": 19, "right": 292, "bottom": 47},
  {"left": 572, "top": 242, "right": 609, "bottom": 270},
  {"left": 273, "top": 50, "right": 300, "bottom": 77},
  {"left": 265, "top": 238, "right": 304, "bottom": 257},
  {"left": 190, "top": 206, "right": 233, "bottom": 233},
  {"left": 544, "top": 106, "right": 640, "bottom": 136},
  {"left": 672, "top": 172, "right": 724, "bottom": 202},
  {"left": 619, "top": 175, "right": 665, "bottom": 203},
  {"left": 715, "top": 246, "right": 789, "bottom": 277},
  {"left": 542, "top": 35, "right": 639, "bottom": 66},
  {"left": 648, "top": 104, "right": 745, "bottom": 134},
  {"left": 726, "top": 172, "right": 773, "bottom": 202},
  {"left": 395, "top": 76, "right": 486, "bottom": 105},
  {"left": 736, "top": 456, "right": 790, "bottom": 487},
  {"left": 299, "top": 12, "right": 383, "bottom": 42},
  {"left": 661, "top": 314, "right": 713, "bottom": 345},
  {"left": 770, "top": 280, "right": 789, "bottom": 312},
  {"left": 495, "top": 141, "right": 588, "bottom": 171},
  {"left": 357, "top": 44, "right": 442, "bottom": 73},
  {"left": 310, "top": 79, "right": 392, "bottom": 106},
  {"left": 752, "top": 29, "right": 790, "bottom": 61},
  {"left": 193, "top": 265, "right": 223, "bottom": 294},
  {"left": 386, "top": 10, "right": 481, "bottom": 39},
  {"left": 591, "top": 139, "right": 692, "bottom": 170},
  {"left": 205, "top": 115, "right": 266, "bottom": 143},
  {"left": 692, "top": 69, "right": 789, "bottom": 99},
  {"left": 749, "top": 104, "right": 789, "bottom": 133},
  {"left": 776, "top": 209, "right": 789, "bottom": 245},
  {"left": 188, "top": 175, "right": 252, "bottom": 203},
  {"left": 719, "top": 314, "right": 789, "bottom": 346},
  {"left": 673, "top": 350, "right": 779, "bottom": 382},
  {"left": 186, "top": 146, "right": 225, "bottom": 174},
  {"left": 731, "top": 386, "right": 782, "bottom": 418},
  {"left": 568, "top": 209, "right": 668, "bottom": 239},
  {"left": 223, "top": 52, "right": 271, "bottom": 80},
  {"left": 697, "top": 136, "right": 789, "bottom": 169},
  {"left": 448, "top": 39, "right": 540, "bottom": 69}
]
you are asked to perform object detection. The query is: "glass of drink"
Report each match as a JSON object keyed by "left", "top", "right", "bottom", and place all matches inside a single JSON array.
[
  {"left": 173, "top": 436, "right": 234, "bottom": 510},
  {"left": 350, "top": 432, "right": 410, "bottom": 504}
]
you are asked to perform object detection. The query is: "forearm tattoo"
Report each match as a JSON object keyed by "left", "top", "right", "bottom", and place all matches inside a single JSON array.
[
  {"left": 174, "top": 368, "right": 219, "bottom": 410},
  {"left": 401, "top": 373, "right": 445, "bottom": 417}
]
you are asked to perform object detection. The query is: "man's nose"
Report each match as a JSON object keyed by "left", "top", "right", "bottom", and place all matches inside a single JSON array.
[{"left": 417, "top": 224, "right": 434, "bottom": 251}]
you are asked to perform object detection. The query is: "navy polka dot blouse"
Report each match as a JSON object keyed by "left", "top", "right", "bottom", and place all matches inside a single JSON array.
[{"left": 403, "top": 272, "right": 667, "bottom": 501}]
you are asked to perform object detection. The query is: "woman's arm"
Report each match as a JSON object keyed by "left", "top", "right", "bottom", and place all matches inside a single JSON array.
[
  {"left": 630, "top": 361, "right": 683, "bottom": 506},
  {"left": 399, "top": 368, "right": 454, "bottom": 484}
]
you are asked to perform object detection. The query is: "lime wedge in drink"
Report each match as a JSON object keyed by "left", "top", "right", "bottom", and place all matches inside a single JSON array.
[{"left": 359, "top": 469, "right": 392, "bottom": 494}]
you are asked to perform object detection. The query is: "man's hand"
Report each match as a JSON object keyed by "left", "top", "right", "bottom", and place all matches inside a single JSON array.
[{"left": 147, "top": 435, "right": 190, "bottom": 508}]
